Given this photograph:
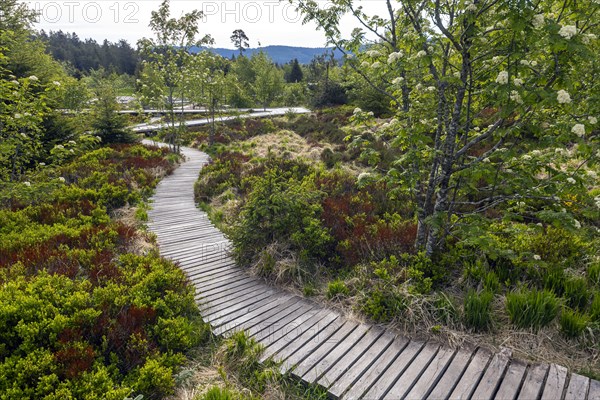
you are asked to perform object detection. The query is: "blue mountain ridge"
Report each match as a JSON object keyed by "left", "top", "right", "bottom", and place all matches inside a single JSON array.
[{"left": 189, "top": 45, "right": 344, "bottom": 64}]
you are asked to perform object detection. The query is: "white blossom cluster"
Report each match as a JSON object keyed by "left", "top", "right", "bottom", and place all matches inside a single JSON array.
[
  {"left": 571, "top": 123, "right": 585, "bottom": 137},
  {"left": 557, "top": 90, "right": 571, "bottom": 104},
  {"left": 558, "top": 25, "right": 577, "bottom": 39},
  {"left": 510, "top": 90, "right": 523, "bottom": 104},
  {"left": 532, "top": 14, "right": 544, "bottom": 29},
  {"left": 387, "top": 51, "right": 402, "bottom": 64},
  {"left": 496, "top": 71, "right": 509, "bottom": 84}
]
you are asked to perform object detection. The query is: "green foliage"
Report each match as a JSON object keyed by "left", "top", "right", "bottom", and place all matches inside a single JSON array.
[
  {"left": 230, "top": 164, "right": 333, "bottom": 271},
  {"left": 506, "top": 289, "right": 559, "bottom": 330},
  {"left": 90, "top": 82, "right": 137, "bottom": 144},
  {"left": 559, "top": 309, "right": 589, "bottom": 338},
  {"left": 463, "top": 290, "right": 494, "bottom": 331},
  {"left": 589, "top": 261, "right": 600, "bottom": 288},
  {"left": 590, "top": 293, "right": 600, "bottom": 322},
  {"left": 0, "top": 144, "right": 202, "bottom": 398},
  {"left": 563, "top": 276, "right": 589, "bottom": 310},
  {"left": 361, "top": 289, "right": 406, "bottom": 322},
  {"left": 326, "top": 279, "right": 349, "bottom": 299},
  {"left": 199, "top": 386, "right": 244, "bottom": 400}
]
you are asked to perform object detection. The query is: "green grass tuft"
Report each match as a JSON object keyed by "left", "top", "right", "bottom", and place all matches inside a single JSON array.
[{"left": 506, "top": 289, "right": 559, "bottom": 330}]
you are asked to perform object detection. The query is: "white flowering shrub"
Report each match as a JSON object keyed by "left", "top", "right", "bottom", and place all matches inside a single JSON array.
[{"left": 297, "top": 0, "right": 600, "bottom": 256}]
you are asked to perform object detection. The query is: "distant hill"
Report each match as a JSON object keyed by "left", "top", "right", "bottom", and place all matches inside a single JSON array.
[{"left": 190, "top": 45, "right": 344, "bottom": 65}]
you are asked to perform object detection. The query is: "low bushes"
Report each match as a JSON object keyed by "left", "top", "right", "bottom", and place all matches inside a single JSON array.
[{"left": 0, "top": 144, "right": 206, "bottom": 398}]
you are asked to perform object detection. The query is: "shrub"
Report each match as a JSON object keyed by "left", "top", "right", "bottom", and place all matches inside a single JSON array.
[
  {"left": 361, "top": 289, "right": 406, "bottom": 322},
  {"left": 326, "top": 279, "right": 349, "bottom": 299},
  {"left": 230, "top": 166, "right": 333, "bottom": 271},
  {"left": 560, "top": 309, "right": 589, "bottom": 338},
  {"left": 463, "top": 290, "right": 494, "bottom": 331},
  {"left": 0, "top": 144, "right": 202, "bottom": 398},
  {"left": 506, "top": 289, "right": 559, "bottom": 330}
]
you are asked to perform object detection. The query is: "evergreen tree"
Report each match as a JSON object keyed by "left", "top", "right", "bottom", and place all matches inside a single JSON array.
[
  {"left": 287, "top": 58, "right": 303, "bottom": 83},
  {"left": 230, "top": 29, "right": 250, "bottom": 56},
  {"left": 90, "top": 83, "right": 136, "bottom": 143}
]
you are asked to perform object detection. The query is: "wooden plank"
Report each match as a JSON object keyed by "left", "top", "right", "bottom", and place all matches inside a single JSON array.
[
  {"left": 541, "top": 364, "right": 568, "bottom": 400},
  {"left": 203, "top": 289, "right": 277, "bottom": 324},
  {"left": 495, "top": 360, "right": 528, "bottom": 400},
  {"left": 196, "top": 280, "right": 261, "bottom": 303},
  {"left": 564, "top": 373, "right": 590, "bottom": 400},
  {"left": 244, "top": 301, "right": 312, "bottom": 338},
  {"left": 471, "top": 348, "right": 512, "bottom": 400},
  {"left": 216, "top": 296, "right": 302, "bottom": 336},
  {"left": 427, "top": 348, "right": 474, "bottom": 400},
  {"left": 201, "top": 286, "right": 276, "bottom": 316},
  {"left": 382, "top": 342, "right": 439, "bottom": 399},
  {"left": 316, "top": 327, "right": 384, "bottom": 389},
  {"left": 327, "top": 332, "right": 396, "bottom": 398},
  {"left": 588, "top": 378, "right": 600, "bottom": 400},
  {"left": 361, "top": 339, "right": 424, "bottom": 399},
  {"left": 403, "top": 347, "right": 456, "bottom": 400},
  {"left": 274, "top": 312, "right": 340, "bottom": 367},
  {"left": 251, "top": 303, "right": 316, "bottom": 342},
  {"left": 197, "top": 276, "right": 256, "bottom": 295},
  {"left": 518, "top": 364, "right": 550, "bottom": 400},
  {"left": 257, "top": 304, "right": 322, "bottom": 349},
  {"left": 282, "top": 319, "right": 354, "bottom": 375},
  {"left": 341, "top": 336, "right": 410, "bottom": 400},
  {"left": 197, "top": 281, "right": 264, "bottom": 306},
  {"left": 448, "top": 348, "right": 493, "bottom": 400},
  {"left": 259, "top": 309, "right": 334, "bottom": 363},
  {"left": 299, "top": 323, "right": 368, "bottom": 383}
]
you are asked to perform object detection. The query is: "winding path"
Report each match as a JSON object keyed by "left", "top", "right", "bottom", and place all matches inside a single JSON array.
[{"left": 146, "top": 144, "right": 599, "bottom": 400}]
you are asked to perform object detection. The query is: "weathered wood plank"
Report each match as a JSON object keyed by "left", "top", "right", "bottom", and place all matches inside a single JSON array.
[
  {"left": 327, "top": 331, "right": 396, "bottom": 398},
  {"left": 403, "top": 347, "right": 456, "bottom": 400},
  {"left": 283, "top": 319, "right": 354, "bottom": 375},
  {"left": 251, "top": 303, "right": 316, "bottom": 342},
  {"left": 564, "top": 373, "right": 590, "bottom": 400},
  {"left": 216, "top": 296, "right": 303, "bottom": 336},
  {"left": 299, "top": 323, "right": 368, "bottom": 384},
  {"left": 275, "top": 312, "right": 341, "bottom": 368},
  {"left": 342, "top": 336, "right": 410, "bottom": 400},
  {"left": 471, "top": 347, "right": 512, "bottom": 400},
  {"left": 427, "top": 348, "right": 475, "bottom": 400},
  {"left": 588, "top": 378, "right": 600, "bottom": 400},
  {"left": 382, "top": 342, "right": 439, "bottom": 400},
  {"left": 448, "top": 347, "right": 492, "bottom": 400},
  {"left": 541, "top": 364, "right": 568, "bottom": 400},
  {"left": 518, "top": 363, "right": 549, "bottom": 400},
  {"left": 361, "top": 339, "right": 425, "bottom": 399},
  {"left": 203, "top": 289, "right": 277, "bottom": 324},
  {"left": 495, "top": 360, "right": 527, "bottom": 400},
  {"left": 259, "top": 308, "right": 334, "bottom": 363}
]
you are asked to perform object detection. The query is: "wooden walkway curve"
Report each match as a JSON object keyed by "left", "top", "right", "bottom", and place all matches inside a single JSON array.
[{"left": 147, "top": 144, "right": 600, "bottom": 400}]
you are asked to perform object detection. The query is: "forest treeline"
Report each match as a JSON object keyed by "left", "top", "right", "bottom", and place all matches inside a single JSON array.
[{"left": 39, "top": 30, "right": 138, "bottom": 76}]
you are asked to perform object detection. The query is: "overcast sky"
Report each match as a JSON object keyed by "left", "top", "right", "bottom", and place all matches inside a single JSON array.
[{"left": 24, "top": 0, "right": 390, "bottom": 48}]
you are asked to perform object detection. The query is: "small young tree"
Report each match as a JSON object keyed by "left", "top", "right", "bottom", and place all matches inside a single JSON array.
[
  {"left": 90, "top": 82, "right": 136, "bottom": 144},
  {"left": 185, "top": 52, "right": 228, "bottom": 145},
  {"left": 137, "top": 0, "right": 212, "bottom": 152},
  {"left": 251, "top": 51, "right": 284, "bottom": 110}
]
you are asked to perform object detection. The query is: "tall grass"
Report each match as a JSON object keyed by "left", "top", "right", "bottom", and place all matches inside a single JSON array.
[
  {"left": 506, "top": 289, "right": 559, "bottom": 330},
  {"left": 464, "top": 290, "right": 494, "bottom": 331}
]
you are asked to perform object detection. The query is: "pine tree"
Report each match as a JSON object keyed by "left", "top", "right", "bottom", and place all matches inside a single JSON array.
[{"left": 287, "top": 58, "right": 303, "bottom": 83}]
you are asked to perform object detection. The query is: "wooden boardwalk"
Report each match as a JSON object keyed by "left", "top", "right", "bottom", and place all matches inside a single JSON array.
[{"left": 147, "top": 144, "right": 600, "bottom": 400}]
